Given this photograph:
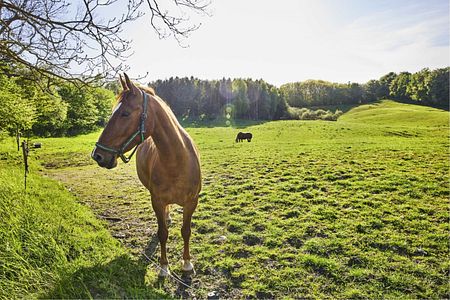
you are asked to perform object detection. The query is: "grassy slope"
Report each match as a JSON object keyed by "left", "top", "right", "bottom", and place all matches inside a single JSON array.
[
  {"left": 0, "top": 144, "right": 166, "bottom": 298},
  {"left": 340, "top": 100, "right": 449, "bottom": 127},
  {"left": 188, "top": 100, "right": 449, "bottom": 298},
  {"left": 2, "top": 100, "right": 448, "bottom": 298}
]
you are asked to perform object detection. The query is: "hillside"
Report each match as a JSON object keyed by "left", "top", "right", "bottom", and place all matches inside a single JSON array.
[{"left": 340, "top": 100, "right": 449, "bottom": 127}]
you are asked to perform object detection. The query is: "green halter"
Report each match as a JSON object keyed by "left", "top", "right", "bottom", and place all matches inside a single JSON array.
[{"left": 95, "top": 90, "right": 148, "bottom": 163}]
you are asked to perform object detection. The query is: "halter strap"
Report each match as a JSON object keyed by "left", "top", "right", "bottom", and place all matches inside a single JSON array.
[{"left": 94, "top": 90, "right": 148, "bottom": 163}]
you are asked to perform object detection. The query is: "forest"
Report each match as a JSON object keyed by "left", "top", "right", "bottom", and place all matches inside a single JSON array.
[{"left": 0, "top": 67, "right": 448, "bottom": 137}]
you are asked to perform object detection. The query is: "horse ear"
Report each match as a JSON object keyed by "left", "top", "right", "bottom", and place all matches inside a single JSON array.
[
  {"left": 119, "top": 74, "right": 127, "bottom": 90},
  {"left": 123, "top": 73, "right": 140, "bottom": 96}
]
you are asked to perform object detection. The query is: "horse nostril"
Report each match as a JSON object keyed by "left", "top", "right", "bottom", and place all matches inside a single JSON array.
[{"left": 93, "top": 153, "right": 104, "bottom": 163}]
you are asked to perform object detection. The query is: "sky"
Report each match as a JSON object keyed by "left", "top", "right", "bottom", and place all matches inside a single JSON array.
[{"left": 116, "top": 0, "right": 449, "bottom": 86}]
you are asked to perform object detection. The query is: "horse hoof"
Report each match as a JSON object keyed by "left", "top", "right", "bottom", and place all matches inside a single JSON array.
[
  {"left": 158, "top": 265, "right": 170, "bottom": 277},
  {"left": 182, "top": 260, "right": 195, "bottom": 274}
]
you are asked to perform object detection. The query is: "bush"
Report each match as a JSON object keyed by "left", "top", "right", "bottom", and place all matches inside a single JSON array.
[
  {"left": 321, "top": 113, "right": 335, "bottom": 121},
  {"left": 32, "top": 92, "right": 68, "bottom": 137},
  {"left": 315, "top": 109, "right": 327, "bottom": 117},
  {"left": 301, "top": 110, "right": 317, "bottom": 120},
  {"left": 334, "top": 109, "right": 343, "bottom": 118},
  {"left": 287, "top": 106, "right": 343, "bottom": 121}
]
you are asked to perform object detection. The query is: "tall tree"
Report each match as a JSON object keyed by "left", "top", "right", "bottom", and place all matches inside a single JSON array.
[
  {"left": 348, "top": 83, "right": 364, "bottom": 104},
  {"left": 0, "top": 74, "right": 36, "bottom": 134},
  {"left": 232, "top": 79, "right": 250, "bottom": 119},
  {"left": 407, "top": 68, "right": 431, "bottom": 103},
  {"left": 363, "top": 80, "right": 380, "bottom": 102},
  {"left": 389, "top": 72, "right": 411, "bottom": 101},
  {"left": 32, "top": 92, "right": 68, "bottom": 136},
  {"left": 377, "top": 72, "right": 397, "bottom": 99},
  {"left": 60, "top": 85, "right": 97, "bottom": 134},
  {"left": 428, "top": 67, "right": 449, "bottom": 105}
]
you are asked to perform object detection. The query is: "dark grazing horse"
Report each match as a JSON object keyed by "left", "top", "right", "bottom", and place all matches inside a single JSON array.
[{"left": 235, "top": 132, "right": 253, "bottom": 142}]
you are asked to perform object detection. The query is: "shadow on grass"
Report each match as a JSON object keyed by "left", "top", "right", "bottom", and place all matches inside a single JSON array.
[
  {"left": 44, "top": 230, "right": 195, "bottom": 299},
  {"left": 43, "top": 253, "right": 168, "bottom": 299},
  {"left": 394, "top": 99, "right": 450, "bottom": 111}
]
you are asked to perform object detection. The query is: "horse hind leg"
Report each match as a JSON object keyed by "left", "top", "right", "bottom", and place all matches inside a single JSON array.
[
  {"left": 152, "top": 202, "right": 170, "bottom": 277},
  {"left": 181, "top": 197, "right": 198, "bottom": 273}
]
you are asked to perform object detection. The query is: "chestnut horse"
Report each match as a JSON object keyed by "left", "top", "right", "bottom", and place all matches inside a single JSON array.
[{"left": 91, "top": 74, "right": 201, "bottom": 277}]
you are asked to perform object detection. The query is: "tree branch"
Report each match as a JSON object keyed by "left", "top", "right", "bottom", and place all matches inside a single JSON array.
[{"left": 0, "top": 0, "right": 210, "bottom": 85}]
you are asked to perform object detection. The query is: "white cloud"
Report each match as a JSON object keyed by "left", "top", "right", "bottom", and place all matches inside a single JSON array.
[{"left": 330, "top": 4, "right": 449, "bottom": 80}]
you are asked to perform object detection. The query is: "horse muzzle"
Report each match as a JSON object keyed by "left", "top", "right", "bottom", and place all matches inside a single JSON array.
[{"left": 91, "top": 147, "right": 118, "bottom": 169}]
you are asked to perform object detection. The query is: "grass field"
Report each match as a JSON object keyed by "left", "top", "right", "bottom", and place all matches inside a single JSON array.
[
  {"left": 0, "top": 158, "right": 167, "bottom": 298},
  {"left": 1, "top": 100, "right": 449, "bottom": 298}
]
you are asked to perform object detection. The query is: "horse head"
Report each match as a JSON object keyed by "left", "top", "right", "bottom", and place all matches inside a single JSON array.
[{"left": 91, "top": 73, "right": 153, "bottom": 169}]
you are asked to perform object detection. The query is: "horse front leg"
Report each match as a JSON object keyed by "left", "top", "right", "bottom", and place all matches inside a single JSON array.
[
  {"left": 181, "top": 197, "right": 198, "bottom": 273},
  {"left": 165, "top": 205, "right": 172, "bottom": 225},
  {"left": 152, "top": 201, "right": 170, "bottom": 277}
]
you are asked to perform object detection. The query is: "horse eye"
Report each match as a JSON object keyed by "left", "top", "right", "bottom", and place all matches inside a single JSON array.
[{"left": 120, "top": 111, "right": 130, "bottom": 117}]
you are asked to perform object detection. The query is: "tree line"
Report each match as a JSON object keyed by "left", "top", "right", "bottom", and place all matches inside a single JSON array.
[
  {"left": 149, "top": 67, "right": 448, "bottom": 122},
  {"left": 0, "top": 67, "right": 447, "bottom": 138},
  {"left": 280, "top": 67, "right": 449, "bottom": 108},
  {"left": 150, "top": 77, "right": 287, "bottom": 121}
]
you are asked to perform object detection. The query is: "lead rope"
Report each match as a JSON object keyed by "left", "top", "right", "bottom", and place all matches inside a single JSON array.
[{"left": 141, "top": 251, "right": 194, "bottom": 289}]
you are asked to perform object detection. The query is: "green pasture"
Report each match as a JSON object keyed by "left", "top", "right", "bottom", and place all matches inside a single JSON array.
[{"left": 0, "top": 100, "right": 448, "bottom": 298}]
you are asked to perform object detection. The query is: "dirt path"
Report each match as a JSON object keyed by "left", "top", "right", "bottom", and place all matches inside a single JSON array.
[{"left": 44, "top": 163, "right": 159, "bottom": 256}]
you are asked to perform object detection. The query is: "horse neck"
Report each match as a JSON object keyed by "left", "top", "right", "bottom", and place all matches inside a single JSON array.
[{"left": 147, "top": 96, "right": 188, "bottom": 162}]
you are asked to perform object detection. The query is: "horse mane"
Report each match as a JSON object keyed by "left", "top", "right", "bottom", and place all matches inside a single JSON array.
[
  {"left": 139, "top": 86, "right": 156, "bottom": 96},
  {"left": 115, "top": 85, "right": 156, "bottom": 106},
  {"left": 137, "top": 86, "right": 179, "bottom": 125},
  {"left": 153, "top": 94, "right": 183, "bottom": 127}
]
